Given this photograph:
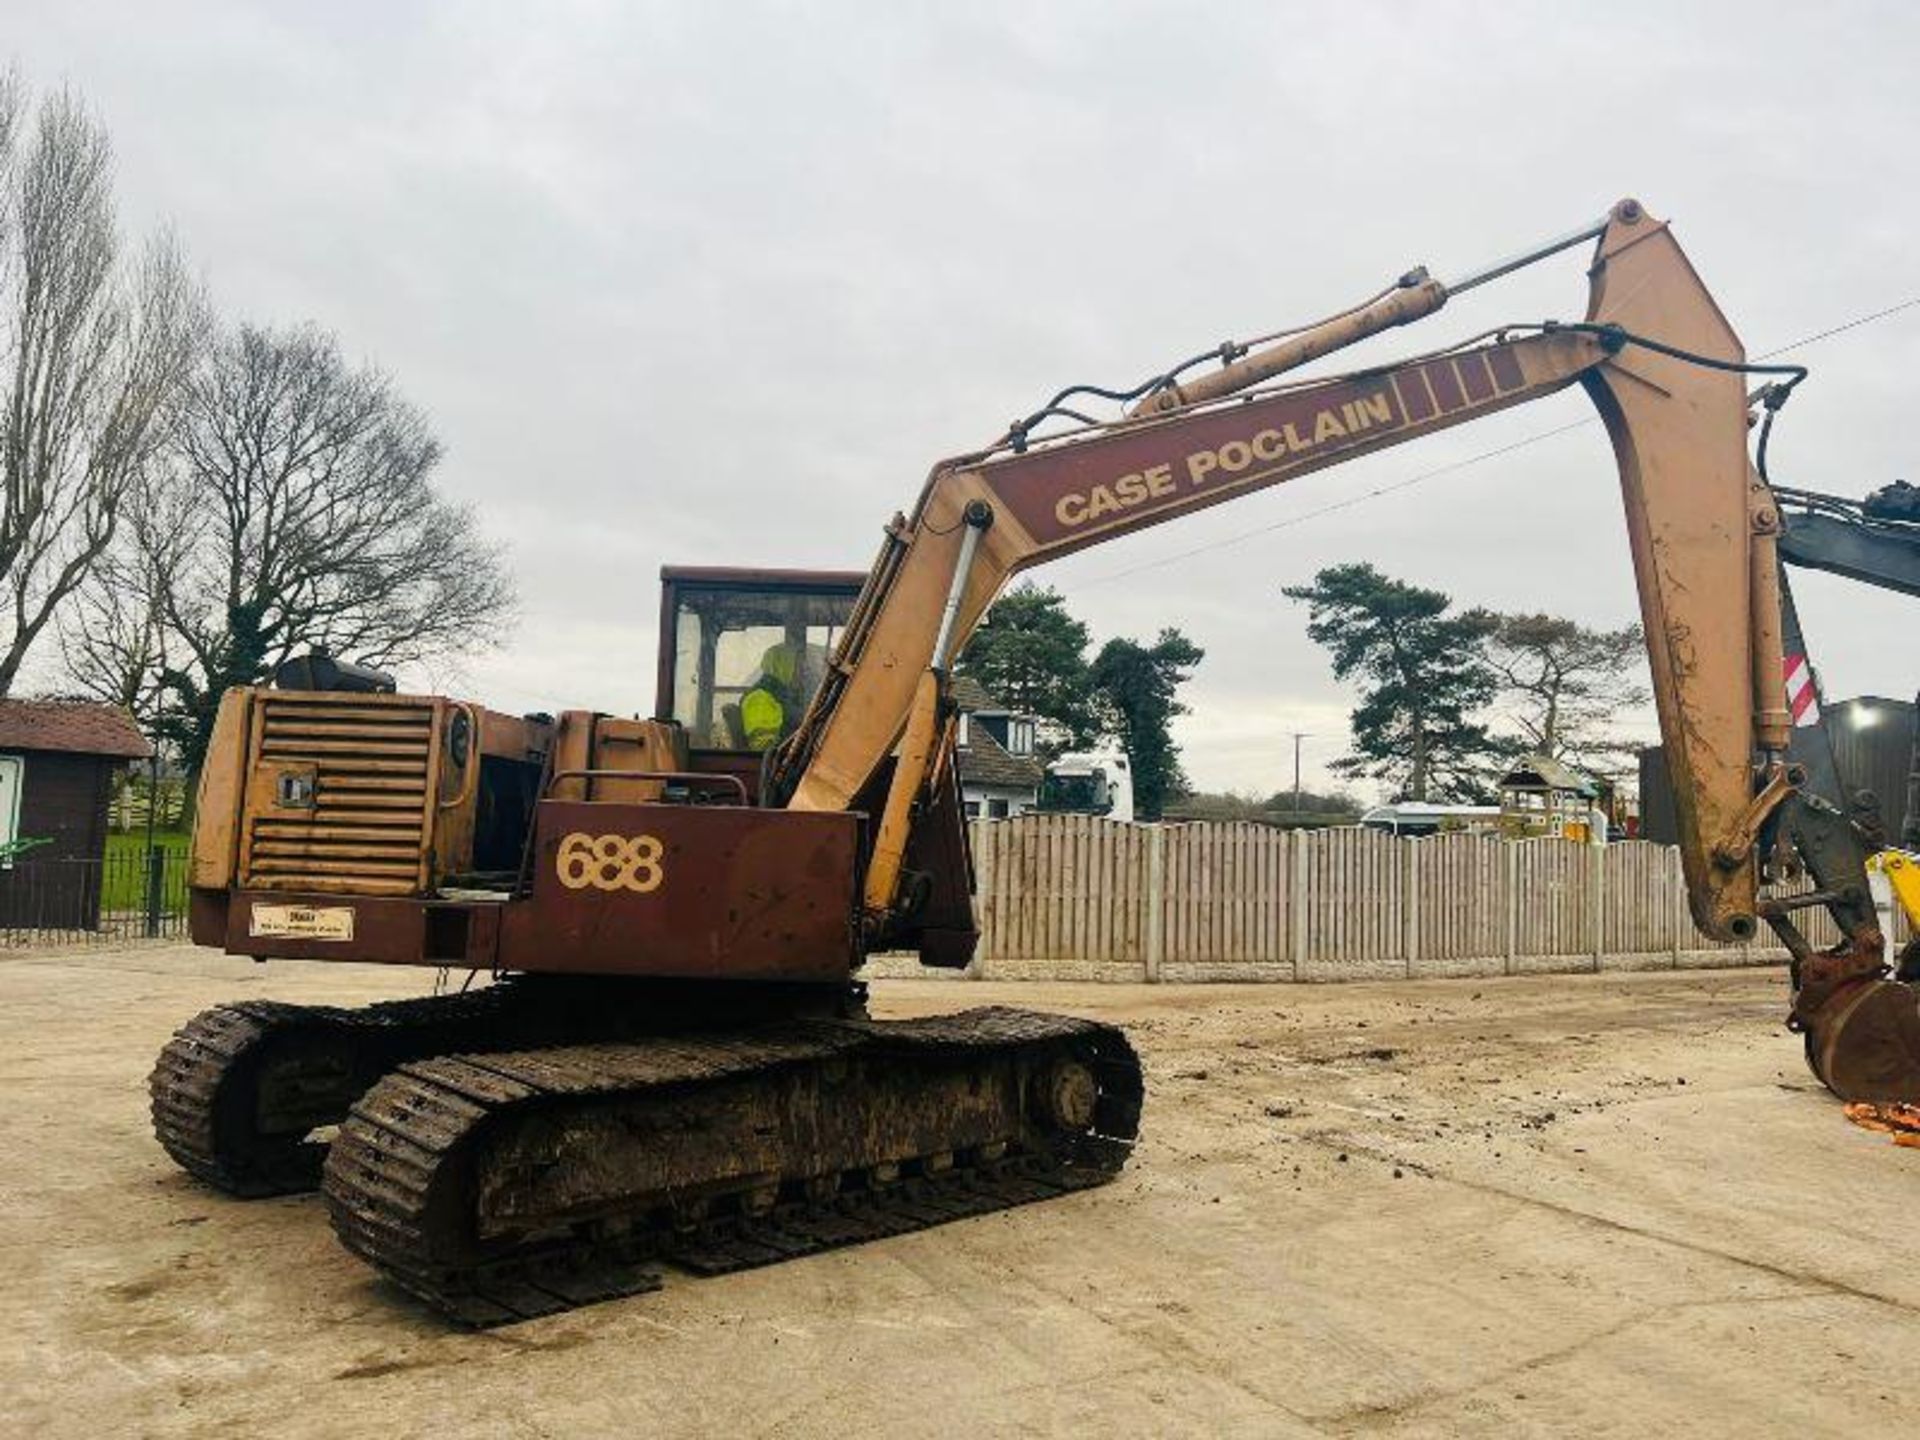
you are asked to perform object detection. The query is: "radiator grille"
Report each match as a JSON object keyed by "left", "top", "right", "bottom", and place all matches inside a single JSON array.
[{"left": 242, "top": 697, "right": 437, "bottom": 896}]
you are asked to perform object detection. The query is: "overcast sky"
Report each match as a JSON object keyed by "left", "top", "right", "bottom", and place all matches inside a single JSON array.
[{"left": 14, "top": 2, "right": 1920, "bottom": 796}]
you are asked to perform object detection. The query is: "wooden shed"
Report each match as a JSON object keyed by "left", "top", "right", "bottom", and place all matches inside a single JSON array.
[
  {"left": 1498, "top": 754, "right": 1601, "bottom": 842},
  {"left": 0, "top": 699, "right": 152, "bottom": 930}
]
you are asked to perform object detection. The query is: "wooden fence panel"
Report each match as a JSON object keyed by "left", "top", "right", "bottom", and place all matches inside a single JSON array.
[
  {"left": 1602, "top": 841, "right": 1683, "bottom": 962},
  {"left": 1300, "top": 826, "right": 1405, "bottom": 978},
  {"left": 1509, "top": 840, "right": 1590, "bottom": 969},
  {"left": 971, "top": 814, "right": 1149, "bottom": 968},
  {"left": 1161, "top": 823, "right": 1290, "bottom": 968},
  {"left": 1411, "top": 833, "right": 1507, "bottom": 972}
]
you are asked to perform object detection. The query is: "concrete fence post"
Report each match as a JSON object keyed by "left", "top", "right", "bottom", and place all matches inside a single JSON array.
[
  {"left": 1403, "top": 839, "right": 1420, "bottom": 977},
  {"left": 1290, "top": 832, "right": 1309, "bottom": 981},
  {"left": 1590, "top": 842, "right": 1605, "bottom": 972},
  {"left": 1504, "top": 843, "right": 1520, "bottom": 975},
  {"left": 1671, "top": 848, "right": 1684, "bottom": 969},
  {"left": 966, "top": 819, "right": 988, "bottom": 975},
  {"left": 1144, "top": 823, "right": 1165, "bottom": 983}
]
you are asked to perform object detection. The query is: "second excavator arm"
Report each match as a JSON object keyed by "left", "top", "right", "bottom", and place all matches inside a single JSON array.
[
  {"left": 1771, "top": 484, "right": 1920, "bottom": 986},
  {"left": 768, "top": 199, "right": 1913, "bottom": 1099},
  {"left": 1774, "top": 484, "right": 1920, "bottom": 840}
]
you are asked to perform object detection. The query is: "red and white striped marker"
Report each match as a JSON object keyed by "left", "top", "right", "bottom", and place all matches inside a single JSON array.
[{"left": 1783, "top": 652, "right": 1820, "bottom": 728}]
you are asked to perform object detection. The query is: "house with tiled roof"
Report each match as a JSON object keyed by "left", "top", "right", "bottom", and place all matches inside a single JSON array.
[{"left": 950, "top": 675, "right": 1044, "bottom": 819}]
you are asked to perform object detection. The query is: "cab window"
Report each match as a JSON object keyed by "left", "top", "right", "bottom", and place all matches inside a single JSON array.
[{"left": 669, "top": 584, "right": 854, "bottom": 750}]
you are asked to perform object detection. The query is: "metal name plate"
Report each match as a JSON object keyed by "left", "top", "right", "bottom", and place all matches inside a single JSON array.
[{"left": 249, "top": 903, "right": 356, "bottom": 941}]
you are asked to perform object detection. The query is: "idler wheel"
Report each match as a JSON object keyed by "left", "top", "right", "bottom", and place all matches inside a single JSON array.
[{"left": 1044, "top": 1059, "right": 1098, "bottom": 1131}]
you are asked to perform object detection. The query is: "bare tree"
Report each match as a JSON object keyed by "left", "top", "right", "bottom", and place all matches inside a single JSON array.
[
  {"left": 0, "top": 76, "right": 200, "bottom": 694},
  {"left": 1487, "top": 613, "right": 1649, "bottom": 769},
  {"left": 56, "top": 496, "right": 175, "bottom": 719},
  {"left": 151, "top": 322, "right": 514, "bottom": 774}
]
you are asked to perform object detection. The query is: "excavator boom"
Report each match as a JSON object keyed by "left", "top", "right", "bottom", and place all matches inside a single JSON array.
[
  {"left": 771, "top": 199, "right": 1910, "bottom": 1102},
  {"left": 779, "top": 201, "right": 1780, "bottom": 948}
]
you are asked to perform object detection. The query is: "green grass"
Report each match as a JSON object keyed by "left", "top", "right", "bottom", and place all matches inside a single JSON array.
[
  {"left": 106, "top": 828, "right": 190, "bottom": 859},
  {"left": 103, "top": 829, "right": 190, "bottom": 911}
]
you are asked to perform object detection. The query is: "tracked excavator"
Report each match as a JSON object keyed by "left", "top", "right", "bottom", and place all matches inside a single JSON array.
[{"left": 154, "top": 199, "right": 1920, "bottom": 1325}]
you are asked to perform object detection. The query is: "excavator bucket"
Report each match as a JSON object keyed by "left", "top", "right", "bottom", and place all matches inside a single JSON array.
[{"left": 1801, "top": 978, "right": 1920, "bottom": 1102}]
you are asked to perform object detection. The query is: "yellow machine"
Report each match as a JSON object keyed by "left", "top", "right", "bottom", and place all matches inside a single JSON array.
[
  {"left": 1877, "top": 851, "right": 1920, "bottom": 920},
  {"left": 1868, "top": 850, "right": 1920, "bottom": 969},
  {"left": 155, "top": 200, "right": 1918, "bottom": 1324}
]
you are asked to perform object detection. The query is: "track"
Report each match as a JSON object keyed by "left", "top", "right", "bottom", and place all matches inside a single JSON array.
[
  {"left": 149, "top": 988, "right": 524, "bottom": 1197},
  {"left": 323, "top": 1007, "right": 1143, "bottom": 1325},
  {"left": 150, "top": 979, "right": 867, "bottom": 1198}
]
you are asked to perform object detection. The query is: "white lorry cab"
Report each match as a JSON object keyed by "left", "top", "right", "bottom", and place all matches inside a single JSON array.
[{"left": 1038, "top": 750, "right": 1135, "bottom": 824}]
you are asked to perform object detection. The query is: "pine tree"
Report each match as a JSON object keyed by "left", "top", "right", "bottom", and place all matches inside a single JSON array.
[
  {"left": 957, "top": 584, "right": 1098, "bottom": 752},
  {"left": 1283, "top": 563, "right": 1506, "bottom": 802},
  {"left": 1088, "top": 629, "right": 1205, "bottom": 820}
]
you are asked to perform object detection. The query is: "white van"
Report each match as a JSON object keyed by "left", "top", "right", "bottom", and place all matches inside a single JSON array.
[{"left": 1359, "top": 802, "right": 1501, "bottom": 837}]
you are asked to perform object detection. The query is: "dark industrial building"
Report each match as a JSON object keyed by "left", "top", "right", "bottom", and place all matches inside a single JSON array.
[{"left": 1639, "top": 694, "right": 1918, "bottom": 845}]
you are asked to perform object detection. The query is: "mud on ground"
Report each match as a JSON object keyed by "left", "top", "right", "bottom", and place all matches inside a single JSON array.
[{"left": 2, "top": 945, "right": 1913, "bottom": 1437}]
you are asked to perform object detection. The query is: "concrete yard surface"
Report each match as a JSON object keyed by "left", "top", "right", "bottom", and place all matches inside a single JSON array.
[{"left": 2, "top": 944, "right": 1915, "bottom": 1438}]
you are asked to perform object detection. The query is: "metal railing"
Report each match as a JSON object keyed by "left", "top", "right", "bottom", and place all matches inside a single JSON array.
[{"left": 0, "top": 848, "right": 191, "bottom": 947}]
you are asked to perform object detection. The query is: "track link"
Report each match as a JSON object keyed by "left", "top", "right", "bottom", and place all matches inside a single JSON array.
[{"left": 323, "top": 1007, "right": 1142, "bottom": 1325}]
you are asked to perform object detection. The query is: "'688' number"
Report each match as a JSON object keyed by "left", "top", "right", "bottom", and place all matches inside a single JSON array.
[{"left": 555, "top": 832, "right": 666, "bottom": 893}]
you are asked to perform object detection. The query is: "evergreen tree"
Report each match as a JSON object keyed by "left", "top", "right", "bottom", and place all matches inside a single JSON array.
[
  {"left": 957, "top": 584, "right": 1098, "bottom": 752},
  {"left": 1283, "top": 563, "right": 1506, "bottom": 802},
  {"left": 1088, "top": 628, "right": 1205, "bottom": 820},
  {"left": 1486, "top": 613, "right": 1648, "bottom": 769}
]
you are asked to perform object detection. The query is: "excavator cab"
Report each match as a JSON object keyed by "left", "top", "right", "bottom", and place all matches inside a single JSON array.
[{"left": 656, "top": 566, "right": 862, "bottom": 758}]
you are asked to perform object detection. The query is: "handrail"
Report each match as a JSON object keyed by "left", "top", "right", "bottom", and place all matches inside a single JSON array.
[{"left": 545, "top": 768, "right": 749, "bottom": 804}]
